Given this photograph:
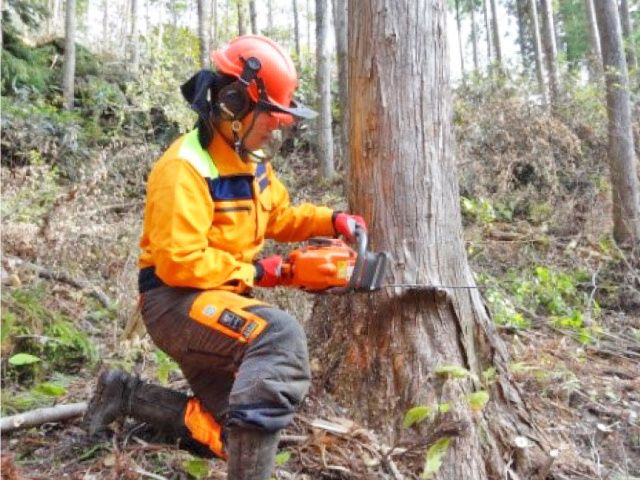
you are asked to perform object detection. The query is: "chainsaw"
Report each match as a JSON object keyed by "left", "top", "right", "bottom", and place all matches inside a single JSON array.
[{"left": 280, "top": 226, "right": 390, "bottom": 293}]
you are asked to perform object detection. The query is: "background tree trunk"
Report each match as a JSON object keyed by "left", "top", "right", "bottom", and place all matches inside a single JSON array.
[
  {"left": 470, "top": 1, "right": 479, "bottom": 72},
  {"left": 483, "top": 0, "right": 492, "bottom": 65},
  {"left": 529, "top": 0, "right": 548, "bottom": 105},
  {"left": 130, "top": 0, "right": 140, "bottom": 73},
  {"left": 249, "top": 0, "right": 257, "bottom": 34},
  {"left": 455, "top": 0, "right": 466, "bottom": 78},
  {"left": 267, "top": 0, "right": 273, "bottom": 32},
  {"left": 583, "top": 0, "right": 603, "bottom": 81},
  {"left": 619, "top": 0, "right": 638, "bottom": 77},
  {"left": 198, "top": 0, "right": 210, "bottom": 67},
  {"left": 515, "top": 0, "right": 528, "bottom": 71},
  {"left": 292, "top": 0, "right": 301, "bottom": 62},
  {"left": 539, "top": 0, "right": 560, "bottom": 103},
  {"left": 594, "top": 0, "right": 640, "bottom": 247},
  {"left": 102, "top": 0, "right": 109, "bottom": 54},
  {"left": 237, "top": 0, "right": 246, "bottom": 35},
  {"left": 489, "top": 0, "right": 502, "bottom": 67},
  {"left": 310, "top": 0, "right": 551, "bottom": 477},
  {"left": 315, "top": 0, "right": 335, "bottom": 179},
  {"left": 62, "top": 0, "right": 76, "bottom": 110},
  {"left": 211, "top": 0, "right": 218, "bottom": 48},
  {"left": 332, "top": 0, "right": 349, "bottom": 170}
]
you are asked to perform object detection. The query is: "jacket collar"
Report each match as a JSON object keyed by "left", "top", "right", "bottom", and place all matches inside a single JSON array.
[{"left": 207, "top": 132, "right": 257, "bottom": 176}]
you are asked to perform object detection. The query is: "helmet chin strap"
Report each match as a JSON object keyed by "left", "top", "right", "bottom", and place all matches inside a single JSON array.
[{"left": 230, "top": 108, "right": 273, "bottom": 163}]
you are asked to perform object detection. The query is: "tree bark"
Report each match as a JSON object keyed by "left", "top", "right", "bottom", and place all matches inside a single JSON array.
[
  {"left": 489, "top": 0, "right": 502, "bottom": 67},
  {"left": 583, "top": 0, "right": 603, "bottom": 81},
  {"left": 455, "top": 0, "right": 465, "bottom": 78},
  {"left": 130, "top": 0, "right": 140, "bottom": 73},
  {"left": 292, "top": 0, "right": 301, "bottom": 62},
  {"left": 619, "top": 0, "right": 638, "bottom": 77},
  {"left": 595, "top": 0, "right": 640, "bottom": 247},
  {"left": 332, "top": 0, "right": 349, "bottom": 170},
  {"left": 470, "top": 0, "right": 479, "bottom": 72},
  {"left": 198, "top": 0, "right": 210, "bottom": 67},
  {"left": 529, "top": 0, "right": 548, "bottom": 105},
  {"left": 62, "top": 0, "right": 76, "bottom": 110},
  {"left": 315, "top": 0, "right": 335, "bottom": 179},
  {"left": 515, "top": 0, "right": 528, "bottom": 71},
  {"left": 249, "top": 0, "right": 257, "bottom": 34},
  {"left": 483, "top": 0, "right": 492, "bottom": 63},
  {"left": 211, "top": 0, "right": 218, "bottom": 48},
  {"left": 0, "top": 403, "right": 87, "bottom": 433},
  {"left": 539, "top": 0, "right": 561, "bottom": 103},
  {"left": 310, "top": 0, "right": 551, "bottom": 477}
]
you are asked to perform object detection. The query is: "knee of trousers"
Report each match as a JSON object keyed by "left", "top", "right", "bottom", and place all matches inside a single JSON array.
[{"left": 227, "top": 307, "right": 311, "bottom": 432}]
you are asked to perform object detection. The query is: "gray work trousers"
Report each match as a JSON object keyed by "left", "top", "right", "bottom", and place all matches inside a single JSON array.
[{"left": 140, "top": 285, "right": 310, "bottom": 432}]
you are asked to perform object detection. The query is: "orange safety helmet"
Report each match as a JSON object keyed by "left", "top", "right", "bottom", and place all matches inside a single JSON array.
[{"left": 211, "top": 35, "right": 316, "bottom": 124}]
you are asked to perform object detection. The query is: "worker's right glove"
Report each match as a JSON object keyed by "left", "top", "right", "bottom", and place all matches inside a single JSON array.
[
  {"left": 332, "top": 212, "right": 367, "bottom": 242},
  {"left": 254, "top": 255, "right": 283, "bottom": 287}
]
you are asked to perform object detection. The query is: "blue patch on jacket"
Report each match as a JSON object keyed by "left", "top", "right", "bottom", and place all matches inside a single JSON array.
[{"left": 208, "top": 176, "right": 253, "bottom": 200}]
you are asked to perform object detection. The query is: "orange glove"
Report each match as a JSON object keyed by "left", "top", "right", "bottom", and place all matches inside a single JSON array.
[
  {"left": 332, "top": 212, "right": 367, "bottom": 241},
  {"left": 254, "top": 255, "right": 283, "bottom": 287}
]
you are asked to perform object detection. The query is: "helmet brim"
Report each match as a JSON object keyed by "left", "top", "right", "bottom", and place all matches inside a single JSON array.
[{"left": 258, "top": 99, "right": 317, "bottom": 121}]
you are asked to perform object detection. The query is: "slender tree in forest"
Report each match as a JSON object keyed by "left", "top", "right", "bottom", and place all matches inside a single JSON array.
[
  {"left": 62, "top": 0, "right": 76, "bottom": 110},
  {"left": 130, "top": 0, "right": 140, "bottom": 73},
  {"left": 315, "top": 0, "right": 335, "bottom": 178},
  {"left": 470, "top": 0, "right": 479, "bottom": 71},
  {"left": 292, "top": 0, "right": 301, "bottom": 62},
  {"left": 595, "top": 0, "right": 640, "bottom": 246},
  {"left": 584, "top": 0, "right": 603, "bottom": 80},
  {"left": 455, "top": 0, "right": 466, "bottom": 78},
  {"left": 102, "top": 0, "right": 109, "bottom": 54},
  {"left": 267, "top": 0, "right": 273, "bottom": 32},
  {"left": 310, "top": 0, "right": 551, "bottom": 477},
  {"left": 483, "top": 0, "right": 491, "bottom": 62},
  {"left": 198, "top": 0, "right": 210, "bottom": 67},
  {"left": 237, "top": 0, "right": 246, "bottom": 35},
  {"left": 211, "top": 0, "right": 218, "bottom": 48},
  {"left": 249, "top": 0, "right": 257, "bottom": 34},
  {"left": 489, "top": 0, "right": 502, "bottom": 67},
  {"left": 332, "top": 0, "right": 348, "bottom": 167},
  {"left": 529, "top": 0, "right": 548, "bottom": 105},
  {"left": 619, "top": 0, "right": 639, "bottom": 77},
  {"left": 539, "top": 0, "right": 560, "bottom": 103},
  {"left": 515, "top": 0, "right": 528, "bottom": 70}
]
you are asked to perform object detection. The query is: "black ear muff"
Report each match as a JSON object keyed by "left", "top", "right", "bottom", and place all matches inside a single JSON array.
[{"left": 217, "top": 82, "right": 252, "bottom": 120}]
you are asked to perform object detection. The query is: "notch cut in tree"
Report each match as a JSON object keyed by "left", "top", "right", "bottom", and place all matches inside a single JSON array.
[{"left": 309, "top": 0, "right": 552, "bottom": 477}]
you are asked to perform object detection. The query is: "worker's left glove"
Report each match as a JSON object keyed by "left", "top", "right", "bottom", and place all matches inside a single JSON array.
[
  {"left": 254, "top": 255, "right": 283, "bottom": 287},
  {"left": 332, "top": 212, "right": 367, "bottom": 241}
]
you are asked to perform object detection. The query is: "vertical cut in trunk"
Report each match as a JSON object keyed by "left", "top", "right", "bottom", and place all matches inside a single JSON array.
[
  {"left": 310, "top": 0, "right": 552, "bottom": 477},
  {"left": 594, "top": 0, "right": 640, "bottom": 246},
  {"left": 332, "top": 0, "right": 349, "bottom": 170}
]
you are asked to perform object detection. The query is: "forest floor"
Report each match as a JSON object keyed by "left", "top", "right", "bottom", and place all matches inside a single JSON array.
[{"left": 2, "top": 88, "right": 639, "bottom": 479}]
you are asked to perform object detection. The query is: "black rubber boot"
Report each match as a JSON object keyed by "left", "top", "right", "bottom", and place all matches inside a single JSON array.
[
  {"left": 226, "top": 427, "right": 281, "bottom": 480},
  {"left": 82, "top": 369, "right": 215, "bottom": 458}
]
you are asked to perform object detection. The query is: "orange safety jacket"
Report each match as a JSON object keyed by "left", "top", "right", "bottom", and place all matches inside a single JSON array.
[{"left": 139, "top": 129, "right": 335, "bottom": 293}]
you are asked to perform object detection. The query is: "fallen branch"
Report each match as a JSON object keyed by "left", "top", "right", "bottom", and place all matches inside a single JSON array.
[
  {"left": 6, "top": 256, "right": 114, "bottom": 309},
  {"left": 1, "top": 402, "right": 87, "bottom": 433}
]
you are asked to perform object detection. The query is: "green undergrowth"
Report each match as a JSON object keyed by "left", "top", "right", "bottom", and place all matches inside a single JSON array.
[{"left": 1, "top": 283, "right": 99, "bottom": 414}]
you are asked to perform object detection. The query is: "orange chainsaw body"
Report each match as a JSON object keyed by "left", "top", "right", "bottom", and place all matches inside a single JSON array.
[{"left": 281, "top": 238, "right": 356, "bottom": 291}]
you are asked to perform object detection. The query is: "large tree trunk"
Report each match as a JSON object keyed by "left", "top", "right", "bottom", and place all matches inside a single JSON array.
[
  {"left": 315, "top": 0, "right": 335, "bottom": 179},
  {"left": 619, "top": 0, "right": 638, "bottom": 78},
  {"left": 595, "top": 0, "right": 640, "bottom": 247},
  {"left": 197, "top": 0, "right": 210, "bottom": 67},
  {"left": 489, "top": 0, "right": 502, "bottom": 67},
  {"left": 483, "top": 0, "right": 492, "bottom": 65},
  {"left": 332, "top": 0, "right": 349, "bottom": 170},
  {"left": 310, "top": 0, "right": 551, "bottom": 477},
  {"left": 62, "top": 0, "right": 76, "bottom": 110},
  {"left": 292, "top": 0, "right": 301, "bottom": 62},
  {"left": 583, "top": 0, "right": 603, "bottom": 81},
  {"left": 539, "top": 0, "right": 560, "bottom": 103},
  {"left": 130, "top": 0, "right": 140, "bottom": 73},
  {"left": 455, "top": 0, "right": 465, "bottom": 78},
  {"left": 529, "top": 0, "right": 548, "bottom": 105}
]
